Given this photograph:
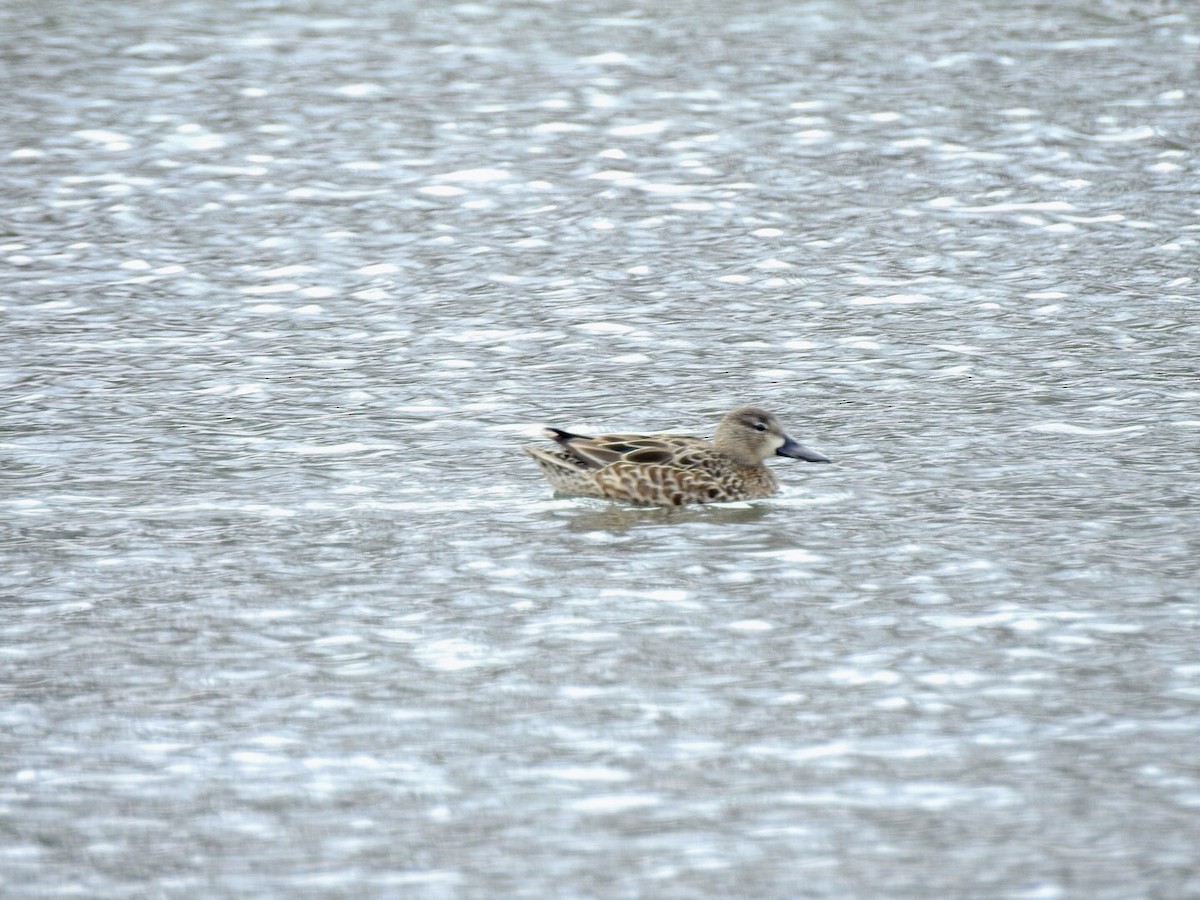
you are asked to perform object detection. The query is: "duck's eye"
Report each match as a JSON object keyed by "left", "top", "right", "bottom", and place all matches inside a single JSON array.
[{"left": 753, "top": 422, "right": 767, "bottom": 432}]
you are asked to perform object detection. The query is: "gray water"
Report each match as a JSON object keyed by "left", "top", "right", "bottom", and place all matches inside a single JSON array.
[{"left": 3, "top": 1, "right": 1199, "bottom": 897}]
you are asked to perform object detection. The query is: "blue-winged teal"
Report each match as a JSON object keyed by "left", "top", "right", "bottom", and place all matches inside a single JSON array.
[{"left": 524, "top": 406, "right": 830, "bottom": 506}]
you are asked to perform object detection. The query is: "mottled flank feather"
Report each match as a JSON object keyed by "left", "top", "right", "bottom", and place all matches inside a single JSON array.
[{"left": 523, "top": 406, "right": 830, "bottom": 506}]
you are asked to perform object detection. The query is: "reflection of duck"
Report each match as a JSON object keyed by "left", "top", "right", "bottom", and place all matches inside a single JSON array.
[{"left": 524, "top": 406, "right": 830, "bottom": 506}]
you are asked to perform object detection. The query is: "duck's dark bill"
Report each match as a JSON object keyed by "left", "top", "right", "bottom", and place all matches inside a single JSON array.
[{"left": 777, "top": 435, "right": 831, "bottom": 463}]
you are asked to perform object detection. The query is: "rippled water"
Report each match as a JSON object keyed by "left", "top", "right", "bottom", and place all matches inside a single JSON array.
[{"left": 3, "top": 1, "right": 1199, "bottom": 897}]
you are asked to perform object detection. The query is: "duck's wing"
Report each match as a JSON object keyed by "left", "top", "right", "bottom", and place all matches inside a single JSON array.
[{"left": 546, "top": 429, "right": 708, "bottom": 470}]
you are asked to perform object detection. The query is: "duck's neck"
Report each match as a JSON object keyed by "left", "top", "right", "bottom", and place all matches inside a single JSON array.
[{"left": 712, "top": 432, "right": 768, "bottom": 467}]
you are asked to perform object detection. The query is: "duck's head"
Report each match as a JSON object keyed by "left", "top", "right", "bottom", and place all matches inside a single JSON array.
[{"left": 714, "top": 406, "right": 831, "bottom": 467}]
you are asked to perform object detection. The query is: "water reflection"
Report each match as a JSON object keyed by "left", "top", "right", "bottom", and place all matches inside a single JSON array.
[{"left": 546, "top": 499, "right": 780, "bottom": 534}]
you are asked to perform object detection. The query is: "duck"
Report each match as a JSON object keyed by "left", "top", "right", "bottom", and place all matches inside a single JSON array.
[{"left": 523, "top": 406, "right": 830, "bottom": 506}]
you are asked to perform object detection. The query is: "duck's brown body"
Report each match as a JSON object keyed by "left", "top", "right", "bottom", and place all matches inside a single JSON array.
[{"left": 524, "top": 406, "right": 829, "bottom": 506}]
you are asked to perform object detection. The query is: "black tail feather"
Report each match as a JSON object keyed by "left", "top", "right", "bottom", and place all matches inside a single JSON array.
[{"left": 546, "top": 427, "right": 588, "bottom": 444}]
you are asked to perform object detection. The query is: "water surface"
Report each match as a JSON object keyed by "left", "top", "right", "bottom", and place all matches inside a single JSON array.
[{"left": 2, "top": 1, "right": 1199, "bottom": 897}]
